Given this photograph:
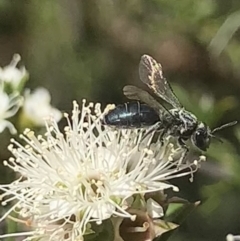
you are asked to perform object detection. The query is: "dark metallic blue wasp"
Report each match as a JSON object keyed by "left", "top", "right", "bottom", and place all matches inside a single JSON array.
[{"left": 103, "top": 54, "right": 237, "bottom": 152}]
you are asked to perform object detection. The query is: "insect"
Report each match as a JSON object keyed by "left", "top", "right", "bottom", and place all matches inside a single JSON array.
[{"left": 103, "top": 54, "right": 237, "bottom": 153}]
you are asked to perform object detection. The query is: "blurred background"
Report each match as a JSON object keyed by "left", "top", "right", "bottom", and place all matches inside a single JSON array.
[{"left": 0, "top": 0, "right": 240, "bottom": 240}]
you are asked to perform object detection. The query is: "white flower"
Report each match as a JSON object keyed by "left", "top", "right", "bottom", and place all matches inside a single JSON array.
[
  {"left": 227, "top": 234, "right": 240, "bottom": 241},
  {"left": 22, "top": 87, "right": 62, "bottom": 126},
  {"left": 0, "top": 54, "right": 28, "bottom": 90},
  {"left": 0, "top": 100, "right": 205, "bottom": 241},
  {"left": 0, "top": 85, "right": 23, "bottom": 134}
]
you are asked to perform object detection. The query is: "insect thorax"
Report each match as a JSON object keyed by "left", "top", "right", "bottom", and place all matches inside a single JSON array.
[{"left": 168, "top": 108, "right": 198, "bottom": 137}]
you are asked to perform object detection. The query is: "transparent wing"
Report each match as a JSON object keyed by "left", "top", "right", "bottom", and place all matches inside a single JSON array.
[
  {"left": 123, "top": 85, "right": 168, "bottom": 114},
  {"left": 139, "top": 54, "right": 182, "bottom": 108}
]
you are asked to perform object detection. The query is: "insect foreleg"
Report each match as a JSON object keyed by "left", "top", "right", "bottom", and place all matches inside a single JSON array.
[{"left": 177, "top": 137, "right": 189, "bottom": 165}]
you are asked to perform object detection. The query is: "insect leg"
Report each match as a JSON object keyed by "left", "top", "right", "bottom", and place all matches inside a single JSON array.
[
  {"left": 138, "top": 122, "right": 162, "bottom": 150},
  {"left": 158, "top": 126, "right": 171, "bottom": 145},
  {"left": 141, "top": 122, "right": 170, "bottom": 148},
  {"left": 178, "top": 137, "right": 189, "bottom": 165}
]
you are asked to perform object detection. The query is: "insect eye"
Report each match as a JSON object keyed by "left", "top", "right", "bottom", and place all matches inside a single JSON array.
[
  {"left": 196, "top": 130, "right": 203, "bottom": 137},
  {"left": 192, "top": 127, "right": 210, "bottom": 151}
]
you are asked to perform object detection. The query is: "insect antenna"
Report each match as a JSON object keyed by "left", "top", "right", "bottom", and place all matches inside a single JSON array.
[
  {"left": 209, "top": 121, "right": 237, "bottom": 144},
  {"left": 211, "top": 121, "right": 237, "bottom": 134}
]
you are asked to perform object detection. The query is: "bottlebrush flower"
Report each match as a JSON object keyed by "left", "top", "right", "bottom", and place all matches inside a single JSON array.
[{"left": 0, "top": 100, "right": 205, "bottom": 241}]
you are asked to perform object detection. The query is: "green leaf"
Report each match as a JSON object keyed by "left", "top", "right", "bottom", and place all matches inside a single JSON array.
[
  {"left": 165, "top": 200, "right": 200, "bottom": 224},
  {"left": 153, "top": 219, "right": 179, "bottom": 241},
  {"left": 153, "top": 201, "right": 200, "bottom": 241}
]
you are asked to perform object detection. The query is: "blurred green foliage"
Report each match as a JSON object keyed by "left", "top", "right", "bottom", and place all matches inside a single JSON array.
[{"left": 0, "top": 0, "right": 240, "bottom": 240}]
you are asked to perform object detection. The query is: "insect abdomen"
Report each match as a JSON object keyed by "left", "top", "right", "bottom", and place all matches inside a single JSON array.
[{"left": 103, "top": 102, "right": 159, "bottom": 128}]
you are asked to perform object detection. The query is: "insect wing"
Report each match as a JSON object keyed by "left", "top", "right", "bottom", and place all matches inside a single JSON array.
[
  {"left": 139, "top": 54, "right": 182, "bottom": 108},
  {"left": 123, "top": 85, "right": 167, "bottom": 115}
]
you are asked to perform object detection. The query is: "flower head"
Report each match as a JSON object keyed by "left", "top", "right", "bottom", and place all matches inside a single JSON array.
[
  {"left": 0, "top": 85, "right": 23, "bottom": 134},
  {"left": 22, "top": 87, "right": 62, "bottom": 126},
  {"left": 0, "top": 100, "right": 205, "bottom": 240},
  {"left": 0, "top": 54, "right": 28, "bottom": 91}
]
